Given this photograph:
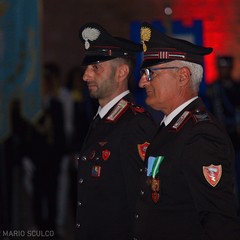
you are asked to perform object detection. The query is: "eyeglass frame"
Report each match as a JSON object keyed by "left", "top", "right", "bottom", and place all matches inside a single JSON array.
[{"left": 140, "top": 67, "right": 179, "bottom": 81}]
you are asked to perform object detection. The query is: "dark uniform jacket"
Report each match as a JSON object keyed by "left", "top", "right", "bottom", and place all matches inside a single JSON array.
[
  {"left": 76, "top": 93, "right": 157, "bottom": 240},
  {"left": 133, "top": 98, "right": 240, "bottom": 240}
]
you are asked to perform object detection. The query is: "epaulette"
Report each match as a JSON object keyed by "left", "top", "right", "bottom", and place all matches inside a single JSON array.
[
  {"left": 192, "top": 109, "right": 211, "bottom": 123},
  {"left": 106, "top": 99, "right": 129, "bottom": 122},
  {"left": 170, "top": 108, "right": 211, "bottom": 132},
  {"left": 130, "top": 103, "right": 146, "bottom": 114}
]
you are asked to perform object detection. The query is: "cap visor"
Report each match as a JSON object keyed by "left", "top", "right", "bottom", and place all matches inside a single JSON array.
[{"left": 81, "top": 56, "right": 116, "bottom": 66}]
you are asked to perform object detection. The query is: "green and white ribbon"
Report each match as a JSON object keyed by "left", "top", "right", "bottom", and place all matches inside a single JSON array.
[{"left": 152, "top": 156, "right": 165, "bottom": 178}]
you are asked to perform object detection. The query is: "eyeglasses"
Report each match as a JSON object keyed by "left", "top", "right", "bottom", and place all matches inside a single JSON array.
[{"left": 140, "top": 67, "right": 179, "bottom": 81}]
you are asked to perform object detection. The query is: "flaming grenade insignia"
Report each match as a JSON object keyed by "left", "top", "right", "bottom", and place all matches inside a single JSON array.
[
  {"left": 141, "top": 26, "right": 151, "bottom": 52},
  {"left": 82, "top": 27, "right": 100, "bottom": 49}
]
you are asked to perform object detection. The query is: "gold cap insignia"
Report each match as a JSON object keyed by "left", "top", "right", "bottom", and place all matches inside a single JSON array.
[
  {"left": 141, "top": 26, "right": 151, "bottom": 52},
  {"left": 82, "top": 27, "right": 100, "bottom": 49}
]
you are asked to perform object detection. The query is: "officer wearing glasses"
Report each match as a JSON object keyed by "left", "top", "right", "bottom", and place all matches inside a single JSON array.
[{"left": 133, "top": 22, "right": 240, "bottom": 240}]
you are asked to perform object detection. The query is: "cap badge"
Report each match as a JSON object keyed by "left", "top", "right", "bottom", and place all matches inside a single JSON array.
[
  {"left": 141, "top": 26, "right": 151, "bottom": 52},
  {"left": 82, "top": 27, "right": 100, "bottom": 49},
  {"left": 203, "top": 164, "right": 222, "bottom": 187}
]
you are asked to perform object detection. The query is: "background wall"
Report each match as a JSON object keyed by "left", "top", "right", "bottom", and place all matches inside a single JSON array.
[{"left": 41, "top": 0, "right": 240, "bottom": 83}]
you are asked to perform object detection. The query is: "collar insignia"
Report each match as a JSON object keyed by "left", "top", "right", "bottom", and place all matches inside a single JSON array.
[
  {"left": 203, "top": 164, "right": 222, "bottom": 187},
  {"left": 82, "top": 27, "right": 100, "bottom": 49},
  {"left": 171, "top": 111, "right": 191, "bottom": 132},
  {"left": 106, "top": 99, "right": 129, "bottom": 122},
  {"left": 141, "top": 26, "right": 151, "bottom": 52}
]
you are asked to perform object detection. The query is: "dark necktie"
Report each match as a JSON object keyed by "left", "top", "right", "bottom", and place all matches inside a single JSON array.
[
  {"left": 92, "top": 114, "right": 100, "bottom": 129},
  {"left": 158, "top": 122, "right": 165, "bottom": 133},
  {"left": 84, "top": 114, "right": 101, "bottom": 144},
  {"left": 160, "top": 122, "right": 165, "bottom": 128}
]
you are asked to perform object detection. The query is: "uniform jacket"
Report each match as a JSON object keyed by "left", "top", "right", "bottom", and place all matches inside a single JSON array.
[
  {"left": 76, "top": 93, "right": 157, "bottom": 240},
  {"left": 133, "top": 98, "right": 240, "bottom": 240}
]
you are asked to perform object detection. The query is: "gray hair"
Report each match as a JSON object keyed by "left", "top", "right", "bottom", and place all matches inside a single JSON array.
[{"left": 167, "top": 60, "right": 203, "bottom": 92}]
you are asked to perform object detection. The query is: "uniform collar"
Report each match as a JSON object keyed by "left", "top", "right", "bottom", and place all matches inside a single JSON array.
[
  {"left": 95, "top": 90, "right": 130, "bottom": 119},
  {"left": 161, "top": 96, "right": 198, "bottom": 126}
]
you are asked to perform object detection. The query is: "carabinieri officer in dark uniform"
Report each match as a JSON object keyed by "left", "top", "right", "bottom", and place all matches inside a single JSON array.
[
  {"left": 75, "top": 23, "right": 157, "bottom": 240},
  {"left": 133, "top": 22, "right": 240, "bottom": 240}
]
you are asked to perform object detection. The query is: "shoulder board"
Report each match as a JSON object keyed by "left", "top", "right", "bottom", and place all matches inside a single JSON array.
[
  {"left": 170, "top": 109, "right": 211, "bottom": 132},
  {"left": 192, "top": 109, "right": 211, "bottom": 123},
  {"left": 130, "top": 103, "right": 146, "bottom": 114},
  {"left": 170, "top": 111, "right": 191, "bottom": 132},
  {"left": 106, "top": 99, "right": 129, "bottom": 122}
]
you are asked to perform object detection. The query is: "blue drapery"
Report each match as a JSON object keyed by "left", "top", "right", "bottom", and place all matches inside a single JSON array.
[{"left": 0, "top": 0, "right": 41, "bottom": 141}]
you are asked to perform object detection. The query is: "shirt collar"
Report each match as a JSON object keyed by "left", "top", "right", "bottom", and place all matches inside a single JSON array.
[
  {"left": 162, "top": 96, "right": 198, "bottom": 126},
  {"left": 95, "top": 90, "right": 130, "bottom": 119}
]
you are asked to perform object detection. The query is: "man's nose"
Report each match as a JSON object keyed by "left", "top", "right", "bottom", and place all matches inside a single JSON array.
[
  {"left": 82, "top": 66, "right": 92, "bottom": 82},
  {"left": 139, "top": 74, "right": 149, "bottom": 88}
]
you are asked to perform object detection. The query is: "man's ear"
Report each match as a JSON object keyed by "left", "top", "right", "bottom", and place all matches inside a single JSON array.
[
  {"left": 117, "top": 64, "right": 129, "bottom": 81},
  {"left": 179, "top": 67, "right": 191, "bottom": 86}
]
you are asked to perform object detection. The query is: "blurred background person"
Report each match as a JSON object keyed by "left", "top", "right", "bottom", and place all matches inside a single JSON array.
[
  {"left": 3, "top": 98, "right": 34, "bottom": 230},
  {"left": 205, "top": 56, "right": 240, "bottom": 212},
  {"left": 30, "top": 63, "right": 66, "bottom": 236}
]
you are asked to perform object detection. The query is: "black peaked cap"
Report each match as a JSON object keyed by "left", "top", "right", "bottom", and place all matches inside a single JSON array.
[
  {"left": 79, "top": 22, "right": 143, "bottom": 66},
  {"left": 140, "top": 22, "right": 213, "bottom": 68}
]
